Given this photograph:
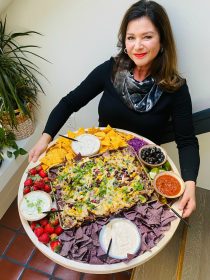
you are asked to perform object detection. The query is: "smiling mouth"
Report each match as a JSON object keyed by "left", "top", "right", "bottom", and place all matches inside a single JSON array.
[{"left": 134, "top": 53, "right": 147, "bottom": 58}]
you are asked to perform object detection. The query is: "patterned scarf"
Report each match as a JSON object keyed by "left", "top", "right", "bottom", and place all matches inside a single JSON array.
[{"left": 113, "top": 61, "right": 163, "bottom": 112}]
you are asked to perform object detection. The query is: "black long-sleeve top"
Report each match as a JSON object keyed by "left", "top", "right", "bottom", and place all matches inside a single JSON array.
[{"left": 44, "top": 57, "right": 200, "bottom": 182}]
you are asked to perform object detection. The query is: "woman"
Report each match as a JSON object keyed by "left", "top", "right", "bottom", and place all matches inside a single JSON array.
[{"left": 29, "top": 0, "right": 199, "bottom": 218}]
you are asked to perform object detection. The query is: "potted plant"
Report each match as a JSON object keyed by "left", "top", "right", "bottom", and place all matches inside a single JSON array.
[{"left": 0, "top": 17, "right": 48, "bottom": 139}]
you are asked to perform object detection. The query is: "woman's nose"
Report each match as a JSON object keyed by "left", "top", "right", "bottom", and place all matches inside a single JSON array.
[{"left": 134, "top": 39, "right": 143, "bottom": 49}]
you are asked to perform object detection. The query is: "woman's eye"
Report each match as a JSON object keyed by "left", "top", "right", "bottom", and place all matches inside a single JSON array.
[
  {"left": 144, "top": 36, "right": 152, "bottom": 39},
  {"left": 127, "top": 36, "right": 135, "bottom": 40}
]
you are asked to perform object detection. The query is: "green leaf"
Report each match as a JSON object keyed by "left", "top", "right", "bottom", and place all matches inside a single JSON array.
[
  {"left": 7, "top": 151, "right": 13, "bottom": 158},
  {"left": 13, "top": 150, "right": 19, "bottom": 159},
  {"left": 19, "top": 148, "right": 27, "bottom": 155}
]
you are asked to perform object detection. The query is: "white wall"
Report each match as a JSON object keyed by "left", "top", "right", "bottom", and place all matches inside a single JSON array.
[
  {"left": 3, "top": 0, "right": 210, "bottom": 189},
  {"left": 0, "top": 0, "right": 14, "bottom": 14}
]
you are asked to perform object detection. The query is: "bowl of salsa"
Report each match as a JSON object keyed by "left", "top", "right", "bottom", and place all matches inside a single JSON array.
[{"left": 153, "top": 171, "right": 185, "bottom": 198}]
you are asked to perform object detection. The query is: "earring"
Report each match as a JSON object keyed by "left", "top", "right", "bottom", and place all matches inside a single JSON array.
[
  {"left": 160, "top": 47, "right": 164, "bottom": 54},
  {"left": 124, "top": 48, "right": 128, "bottom": 54}
]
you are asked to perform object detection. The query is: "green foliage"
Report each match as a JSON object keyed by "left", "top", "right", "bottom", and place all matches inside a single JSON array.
[
  {"left": 0, "top": 17, "right": 49, "bottom": 127},
  {"left": 0, "top": 126, "right": 27, "bottom": 164}
]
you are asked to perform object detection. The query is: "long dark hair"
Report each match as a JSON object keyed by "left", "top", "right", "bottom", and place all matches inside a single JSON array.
[{"left": 115, "top": 0, "right": 184, "bottom": 91}]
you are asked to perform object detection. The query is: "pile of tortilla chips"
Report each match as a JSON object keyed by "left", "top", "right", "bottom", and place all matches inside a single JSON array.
[{"left": 40, "top": 125, "right": 134, "bottom": 170}]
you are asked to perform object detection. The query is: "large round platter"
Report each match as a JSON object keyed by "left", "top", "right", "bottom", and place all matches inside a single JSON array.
[{"left": 18, "top": 128, "right": 181, "bottom": 274}]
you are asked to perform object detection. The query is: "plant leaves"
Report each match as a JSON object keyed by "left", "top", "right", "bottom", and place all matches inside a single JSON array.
[
  {"left": 19, "top": 148, "right": 27, "bottom": 155},
  {"left": 13, "top": 149, "right": 19, "bottom": 159},
  {"left": 7, "top": 151, "right": 13, "bottom": 158},
  {"left": 0, "top": 16, "right": 49, "bottom": 127}
]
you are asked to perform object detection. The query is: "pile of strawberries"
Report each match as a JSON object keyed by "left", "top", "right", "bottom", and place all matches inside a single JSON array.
[
  {"left": 23, "top": 165, "right": 52, "bottom": 194},
  {"left": 30, "top": 210, "right": 64, "bottom": 252},
  {"left": 24, "top": 165, "right": 64, "bottom": 253}
]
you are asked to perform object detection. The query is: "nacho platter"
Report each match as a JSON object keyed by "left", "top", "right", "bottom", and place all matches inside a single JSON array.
[{"left": 17, "top": 128, "right": 182, "bottom": 274}]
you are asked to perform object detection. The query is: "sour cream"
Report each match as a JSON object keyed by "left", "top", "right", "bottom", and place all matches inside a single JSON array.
[
  {"left": 71, "top": 134, "right": 100, "bottom": 156},
  {"left": 19, "top": 191, "right": 52, "bottom": 221},
  {"left": 99, "top": 218, "right": 141, "bottom": 259}
]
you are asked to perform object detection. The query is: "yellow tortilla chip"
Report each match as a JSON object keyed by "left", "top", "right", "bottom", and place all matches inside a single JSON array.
[
  {"left": 87, "top": 127, "right": 100, "bottom": 134},
  {"left": 94, "top": 131, "right": 106, "bottom": 138},
  {"left": 41, "top": 163, "right": 48, "bottom": 171},
  {"left": 107, "top": 130, "right": 117, "bottom": 138},
  {"left": 65, "top": 150, "right": 75, "bottom": 161},
  {"left": 99, "top": 146, "right": 108, "bottom": 153},
  {"left": 40, "top": 147, "right": 67, "bottom": 167},
  {"left": 75, "top": 127, "right": 85, "bottom": 136},
  {"left": 103, "top": 125, "right": 113, "bottom": 133},
  {"left": 67, "top": 130, "right": 77, "bottom": 139},
  {"left": 101, "top": 136, "right": 110, "bottom": 146}
]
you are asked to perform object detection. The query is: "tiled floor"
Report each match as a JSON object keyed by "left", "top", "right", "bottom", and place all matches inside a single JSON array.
[{"left": 0, "top": 198, "right": 132, "bottom": 280}]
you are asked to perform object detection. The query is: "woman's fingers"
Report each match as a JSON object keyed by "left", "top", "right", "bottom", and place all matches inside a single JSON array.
[
  {"left": 182, "top": 199, "right": 196, "bottom": 218},
  {"left": 29, "top": 147, "right": 42, "bottom": 162},
  {"left": 178, "top": 181, "right": 196, "bottom": 218},
  {"left": 28, "top": 133, "right": 52, "bottom": 163}
]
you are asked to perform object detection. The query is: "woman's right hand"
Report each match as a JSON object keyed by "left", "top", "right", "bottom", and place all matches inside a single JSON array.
[{"left": 29, "top": 133, "right": 52, "bottom": 163}]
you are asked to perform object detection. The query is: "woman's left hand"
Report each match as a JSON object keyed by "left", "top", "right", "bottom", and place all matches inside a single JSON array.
[{"left": 178, "top": 181, "right": 196, "bottom": 218}]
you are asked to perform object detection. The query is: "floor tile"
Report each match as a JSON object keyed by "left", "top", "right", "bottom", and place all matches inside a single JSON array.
[
  {"left": 0, "top": 226, "right": 16, "bottom": 254},
  {"left": 6, "top": 233, "right": 35, "bottom": 264},
  {"left": 0, "top": 258, "right": 24, "bottom": 280},
  {"left": 0, "top": 198, "right": 22, "bottom": 230},
  {"left": 115, "top": 271, "right": 131, "bottom": 280},
  {"left": 18, "top": 225, "right": 27, "bottom": 234},
  {"left": 28, "top": 249, "right": 56, "bottom": 275},
  {"left": 21, "top": 268, "right": 50, "bottom": 280},
  {"left": 83, "top": 273, "right": 113, "bottom": 280},
  {"left": 53, "top": 265, "right": 81, "bottom": 280}
]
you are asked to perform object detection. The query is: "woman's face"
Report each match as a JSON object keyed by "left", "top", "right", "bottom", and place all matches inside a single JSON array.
[{"left": 125, "top": 16, "right": 161, "bottom": 71}]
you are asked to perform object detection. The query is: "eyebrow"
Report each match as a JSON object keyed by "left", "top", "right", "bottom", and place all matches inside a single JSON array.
[{"left": 126, "top": 31, "right": 155, "bottom": 35}]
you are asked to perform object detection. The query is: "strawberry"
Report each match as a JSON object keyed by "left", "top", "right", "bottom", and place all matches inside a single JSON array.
[
  {"left": 28, "top": 168, "right": 37, "bottom": 176},
  {"left": 33, "top": 185, "right": 40, "bottom": 191},
  {"left": 39, "top": 218, "right": 48, "bottom": 227},
  {"left": 44, "top": 177, "right": 50, "bottom": 182},
  {"left": 50, "top": 233, "right": 58, "bottom": 241},
  {"left": 39, "top": 170, "right": 47, "bottom": 178},
  {"left": 44, "top": 223, "right": 55, "bottom": 234},
  {"left": 36, "top": 165, "right": 43, "bottom": 172},
  {"left": 23, "top": 187, "right": 31, "bottom": 194},
  {"left": 38, "top": 233, "right": 50, "bottom": 244},
  {"left": 49, "top": 216, "right": 59, "bottom": 227},
  {"left": 34, "top": 179, "right": 45, "bottom": 189},
  {"left": 50, "top": 240, "right": 61, "bottom": 253},
  {"left": 54, "top": 225, "right": 64, "bottom": 236},
  {"left": 34, "top": 227, "right": 44, "bottom": 237},
  {"left": 24, "top": 178, "right": 33, "bottom": 187},
  {"left": 44, "top": 184, "right": 51, "bottom": 193},
  {"left": 30, "top": 221, "right": 39, "bottom": 231}
]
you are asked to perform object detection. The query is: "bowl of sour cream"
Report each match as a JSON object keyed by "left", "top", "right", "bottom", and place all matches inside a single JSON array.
[
  {"left": 99, "top": 218, "right": 141, "bottom": 259},
  {"left": 71, "top": 134, "right": 100, "bottom": 157},
  {"left": 19, "top": 191, "right": 52, "bottom": 221}
]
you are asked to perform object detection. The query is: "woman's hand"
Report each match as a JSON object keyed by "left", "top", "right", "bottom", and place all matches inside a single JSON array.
[
  {"left": 29, "top": 133, "right": 52, "bottom": 163},
  {"left": 178, "top": 181, "right": 196, "bottom": 218}
]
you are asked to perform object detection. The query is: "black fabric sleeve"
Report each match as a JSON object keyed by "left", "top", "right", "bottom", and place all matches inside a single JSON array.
[
  {"left": 43, "top": 59, "right": 112, "bottom": 138},
  {"left": 171, "top": 83, "right": 200, "bottom": 182}
]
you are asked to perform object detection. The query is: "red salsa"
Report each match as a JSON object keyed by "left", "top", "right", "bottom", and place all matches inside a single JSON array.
[{"left": 156, "top": 175, "right": 181, "bottom": 196}]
